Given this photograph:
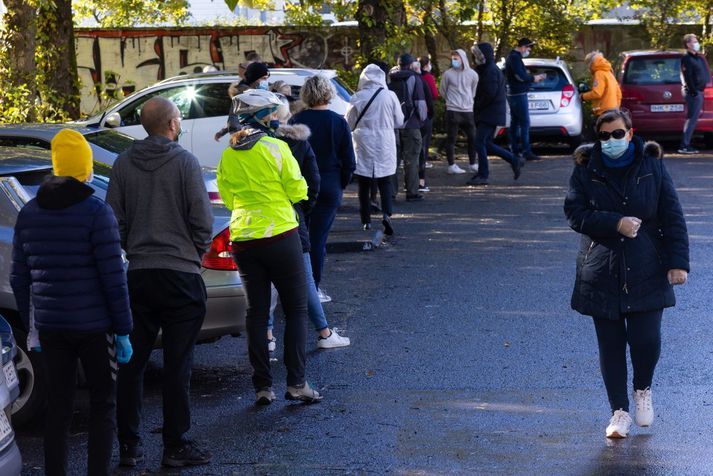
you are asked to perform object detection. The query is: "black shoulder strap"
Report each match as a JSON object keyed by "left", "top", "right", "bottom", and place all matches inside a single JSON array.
[{"left": 353, "top": 88, "right": 383, "bottom": 129}]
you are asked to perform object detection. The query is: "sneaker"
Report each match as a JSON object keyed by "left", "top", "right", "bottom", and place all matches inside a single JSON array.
[
  {"left": 317, "top": 328, "right": 351, "bottom": 349},
  {"left": 362, "top": 222, "right": 371, "bottom": 231},
  {"left": 468, "top": 163, "right": 479, "bottom": 173},
  {"left": 406, "top": 193, "right": 424, "bottom": 202},
  {"left": 162, "top": 440, "right": 212, "bottom": 468},
  {"left": 605, "top": 409, "right": 632, "bottom": 438},
  {"left": 256, "top": 387, "right": 276, "bottom": 405},
  {"left": 285, "top": 382, "right": 323, "bottom": 403},
  {"left": 512, "top": 156, "right": 524, "bottom": 180},
  {"left": 317, "top": 288, "right": 332, "bottom": 303},
  {"left": 677, "top": 146, "right": 699, "bottom": 154},
  {"left": 633, "top": 387, "right": 654, "bottom": 427},
  {"left": 382, "top": 216, "right": 394, "bottom": 236},
  {"left": 119, "top": 442, "right": 144, "bottom": 467},
  {"left": 425, "top": 162, "right": 434, "bottom": 169},
  {"left": 267, "top": 336, "right": 276, "bottom": 352},
  {"left": 447, "top": 164, "right": 466, "bottom": 174},
  {"left": 418, "top": 184, "right": 430, "bottom": 192},
  {"left": 466, "top": 175, "right": 489, "bottom": 186}
]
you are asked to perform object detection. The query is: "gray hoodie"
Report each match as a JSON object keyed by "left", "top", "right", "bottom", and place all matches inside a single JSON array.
[
  {"left": 106, "top": 136, "right": 213, "bottom": 275},
  {"left": 439, "top": 49, "right": 479, "bottom": 112}
]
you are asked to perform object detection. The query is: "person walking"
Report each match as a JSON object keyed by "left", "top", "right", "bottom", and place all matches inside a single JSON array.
[
  {"left": 346, "top": 64, "right": 404, "bottom": 233},
  {"left": 505, "top": 38, "right": 546, "bottom": 162},
  {"left": 467, "top": 42, "right": 523, "bottom": 186},
  {"left": 581, "top": 51, "right": 622, "bottom": 116},
  {"left": 291, "top": 76, "right": 356, "bottom": 303},
  {"left": 10, "top": 129, "right": 133, "bottom": 476},
  {"left": 107, "top": 97, "right": 214, "bottom": 468},
  {"left": 389, "top": 54, "right": 428, "bottom": 201},
  {"left": 410, "top": 60, "right": 435, "bottom": 192},
  {"left": 564, "top": 109, "right": 689, "bottom": 439},
  {"left": 678, "top": 33, "right": 711, "bottom": 154},
  {"left": 217, "top": 89, "right": 323, "bottom": 404}
]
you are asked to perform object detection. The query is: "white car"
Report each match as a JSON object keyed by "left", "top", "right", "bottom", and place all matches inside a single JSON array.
[{"left": 74, "top": 69, "right": 353, "bottom": 167}]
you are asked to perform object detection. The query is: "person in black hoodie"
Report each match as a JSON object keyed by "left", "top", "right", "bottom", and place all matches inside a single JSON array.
[
  {"left": 11, "top": 129, "right": 133, "bottom": 476},
  {"left": 678, "top": 33, "right": 711, "bottom": 154},
  {"left": 468, "top": 42, "right": 524, "bottom": 186}
]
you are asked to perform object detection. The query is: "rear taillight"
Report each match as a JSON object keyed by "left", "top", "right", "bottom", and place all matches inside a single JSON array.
[
  {"left": 560, "top": 84, "right": 575, "bottom": 107},
  {"left": 202, "top": 228, "right": 237, "bottom": 271},
  {"left": 704, "top": 88, "right": 713, "bottom": 100},
  {"left": 208, "top": 191, "right": 223, "bottom": 204}
]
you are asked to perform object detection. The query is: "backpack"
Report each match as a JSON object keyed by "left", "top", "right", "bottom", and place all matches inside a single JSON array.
[{"left": 389, "top": 74, "right": 416, "bottom": 123}]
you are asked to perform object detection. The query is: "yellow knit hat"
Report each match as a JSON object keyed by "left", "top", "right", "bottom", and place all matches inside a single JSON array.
[{"left": 51, "top": 129, "right": 93, "bottom": 182}]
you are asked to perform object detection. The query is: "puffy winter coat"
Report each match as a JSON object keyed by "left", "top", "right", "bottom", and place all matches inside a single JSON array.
[
  {"left": 10, "top": 176, "right": 132, "bottom": 335},
  {"left": 581, "top": 55, "right": 622, "bottom": 116},
  {"left": 473, "top": 42, "right": 507, "bottom": 126},
  {"left": 564, "top": 137, "right": 689, "bottom": 320},
  {"left": 346, "top": 64, "right": 405, "bottom": 178}
]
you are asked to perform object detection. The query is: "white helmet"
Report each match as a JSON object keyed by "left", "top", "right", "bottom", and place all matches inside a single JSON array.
[{"left": 233, "top": 89, "right": 284, "bottom": 121}]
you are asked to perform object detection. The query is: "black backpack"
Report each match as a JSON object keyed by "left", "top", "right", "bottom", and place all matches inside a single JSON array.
[{"left": 389, "top": 74, "right": 416, "bottom": 123}]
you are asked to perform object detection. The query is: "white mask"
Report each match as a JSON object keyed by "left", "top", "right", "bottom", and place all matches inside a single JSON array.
[
  {"left": 522, "top": 50, "right": 530, "bottom": 58},
  {"left": 424, "top": 64, "right": 432, "bottom": 73},
  {"left": 692, "top": 42, "right": 701, "bottom": 52}
]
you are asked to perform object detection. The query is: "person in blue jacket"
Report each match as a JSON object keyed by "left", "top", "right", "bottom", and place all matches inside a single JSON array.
[{"left": 10, "top": 129, "right": 133, "bottom": 476}]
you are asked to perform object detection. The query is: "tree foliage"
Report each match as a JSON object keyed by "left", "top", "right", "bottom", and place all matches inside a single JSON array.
[{"left": 73, "top": 0, "right": 191, "bottom": 27}]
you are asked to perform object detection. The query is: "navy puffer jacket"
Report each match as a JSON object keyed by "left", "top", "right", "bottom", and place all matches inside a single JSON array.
[
  {"left": 11, "top": 176, "right": 132, "bottom": 335},
  {"left": 564, "top": 137, "right": 689, "bottom": 320}
]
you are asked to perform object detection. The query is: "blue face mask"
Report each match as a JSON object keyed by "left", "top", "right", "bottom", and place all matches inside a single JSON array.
[
  {"left": 257, "top": 80, "right": 269, "bottom": 90},
  {"left": 522, "top": 49, "right": 531, "bottom": 58},
  {"left": 269, "top": 119, "right": 281, "bottom": 130},
  {"left": 601, "top": 138, "right": 629, "bottom": 159},
  {"left": 451, "top": 59, "right": 461, "bottom": 69}
]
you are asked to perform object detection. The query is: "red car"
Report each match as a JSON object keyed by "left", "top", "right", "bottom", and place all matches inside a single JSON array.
[{"left": 615, "top": 50, "right": 713, "bottom": 147}]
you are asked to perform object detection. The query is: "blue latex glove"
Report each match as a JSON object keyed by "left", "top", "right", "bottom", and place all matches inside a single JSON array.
[{"left": 115, "top": 335, "right": 133, "bottom": 364}]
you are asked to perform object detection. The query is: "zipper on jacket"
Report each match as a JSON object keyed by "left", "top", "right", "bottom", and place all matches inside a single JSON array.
[
  {"left": 584, "top": 240, "right": 595, "bottom": 263},
  {"left": 622, "top": 252, "right": 629, "bottom": 294}
]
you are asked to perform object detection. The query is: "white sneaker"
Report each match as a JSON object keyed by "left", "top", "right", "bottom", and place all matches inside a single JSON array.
[
  {"left": 447, "top": 164, "right": 466, "bottom": 174},
  {"left": 468, "top": 163, "right": 479, "bottom": 173},
  {"left": 267, "top": 336, "right": 276, "bottom": 352},
  {"left": 317, "top": 288, "right": 332, "bottom": 303},
  {"left": 606, "top": 409, "right": 632, "bottom": 438},
  {"left": 633, "top": 387, "right": 654, "bottom": 427},
  {"left": 317, "top": 328, "right": 351, "bottom": 349}
]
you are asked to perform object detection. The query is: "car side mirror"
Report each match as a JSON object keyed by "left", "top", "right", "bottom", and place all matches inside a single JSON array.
[
  {"left": 104, "top": 112, "right": 121, "bottom": 128},
  {"left": 578, "top": 83, "right": 590, "bottom": 93}
]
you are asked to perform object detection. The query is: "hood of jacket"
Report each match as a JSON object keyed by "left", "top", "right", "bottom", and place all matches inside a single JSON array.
[
  {"left": 36, "top": 175, "right": 95, "bottom": 210},
  {"left": 127, "top": 135, "right": 186, "bottom": 172},
  {"left": 574, "top": 137, "right": 662, "bottom": 166},
  {"left": 453, "top": 49, "right": 472, "bottom": 71},
  {"left": 590, "top": 55, "right": 613, "bottom": 73},
  {"left": 477, "top": 43, "right": 495, "bottom": 65},
  {"left": 274, "top": 123, "right": 311, "bottom": 142},
  {"left": 358, "top": 64, "right": 388, "bottom": 90},
  {"left": 230, "top": 127, "right": 267, "bottom": 150}
]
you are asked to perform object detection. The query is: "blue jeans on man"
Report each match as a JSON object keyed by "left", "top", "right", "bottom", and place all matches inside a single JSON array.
[
  {"left": 507, "top": 93, "right": 531, "bottom": 157},
  {"left": 475, "top": 123, "right": 518, "bottom": 179},
  {"left": 680, "top": 92, "right": 704, "bottom": 149}
]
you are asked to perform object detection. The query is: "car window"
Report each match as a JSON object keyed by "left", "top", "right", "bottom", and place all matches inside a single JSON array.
[
  {"left": 331, "top": 78, "right": 352, "bottom": 101},
  {"left": 16, "top": 163, "right": 111, "bottom": 197},
  {"left": 624, "top": 58, "right": 681, "bottom": 85},
  {"left": 526, "top": 67, "right": 569, "bottom": 92},
  {"left": 192, "top": 83, "right": 232, "bottom": 118},
  {"left": 0, "top": 137, "right": 49, "bottom": 150},
  {"left": 118, "top": 85, "right": 197, "bottom": 126},
  {"left": 83, "top": 130, "right": 134, "bottom": 154}
]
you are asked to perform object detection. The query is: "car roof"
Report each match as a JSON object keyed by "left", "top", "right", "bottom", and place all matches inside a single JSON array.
[
  {"left": 0, "top": 146, "right": 53, "bottom": 175},
  {"left": 156, "top": 68, "right": 337, "bottom": 85},
  {"left": 620, "top": 49, "right": 685, "bottom": 57},
  {"left": 523, "top": 58, "right": 571, "bottom": 68},
  {"left": 0, "top": 124, "right": 102, "bottom": 140}
]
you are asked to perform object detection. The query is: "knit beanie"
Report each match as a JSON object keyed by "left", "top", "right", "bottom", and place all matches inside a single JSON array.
[
  {"left": 244, "top": 62, "right": 270, "bottom": 86},
  {"left": 51, "top": 129, "right": 93, "bottom": 182}
]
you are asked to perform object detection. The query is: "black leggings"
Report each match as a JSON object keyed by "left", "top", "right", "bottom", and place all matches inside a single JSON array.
[
  {"left": 593, "top": 309, "right": 663, "bottom": 413},
  {"left": 357, "top": 175, "right": 393, "bottom": 225}
]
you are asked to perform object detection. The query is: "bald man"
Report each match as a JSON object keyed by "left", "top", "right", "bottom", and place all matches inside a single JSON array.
[{"left": 106, "top": 97, "right": 213, "bottom": 468}]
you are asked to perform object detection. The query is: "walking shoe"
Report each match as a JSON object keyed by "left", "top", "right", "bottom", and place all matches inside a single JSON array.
[
  {"left": 382, "top": 216, "right": 394, "bottom": 236},
  {"left": 162, "top": 440, "right": 212, "bottom": 467},
  {"left": 512, "top": 156, "right": 524, "bottom": 180},
  {"left": 605, "top": 409, "right": 632, "bottom": 438},
  {"left": 425, "top": 161, "right": 434, "bottom": 169},
  {"left": 447, "top": 164, "right": 466, "bottom": 174},
  {"left": 119, "top": 442, "right": 144, "bottom": 467},
  {"left": 362, "top": 222, "right": 371, "bottom": 231},
  {"left": 633, "top": 387, "right": 654, "bottom": 427},
  {"left": 406, "top": 193, "right": 424, "bottom": 202},
  {"left": 525, "top": 153, "right": 542, "bottom": 161},
  {"left": 256, "top": 387, "right": 276, "bottom": 405},
  {"left": 418, "top": 183, "right": 430, "bottom": 192},
  {"left": 317, "top": 328, "right": 351, "bottom": 349},
  {"left": 267, "top": 336, "right": 276, "bottom": 352},
  {"left": 677, "top": 146, "right": 699, "bottom": 154},
  {"left": 468, "top": 163, "right": 479, "bottom": 173},
  {"left": 317, "top": 288, "right": 332, "bottom": 303},
  {"left": 285, "top": 382, "right": 323, "bottom": 403},
  {"left": 466, "top": 175, "right": 489, "bottom": 186}
]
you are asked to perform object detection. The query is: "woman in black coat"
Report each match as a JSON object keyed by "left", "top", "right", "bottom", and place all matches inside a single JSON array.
[{"left": 564, "top": 109, "right": 689, "bottom": 439}]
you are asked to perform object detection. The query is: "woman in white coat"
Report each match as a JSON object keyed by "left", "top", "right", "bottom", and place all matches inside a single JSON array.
[{"left": 346, "top": 64, "right": 404, "bottom": 234}]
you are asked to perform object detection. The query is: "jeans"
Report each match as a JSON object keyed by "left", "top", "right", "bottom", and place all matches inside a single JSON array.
[
  {"left": 475, "top": 122, "right": 517, "bottom": 179},
  {"left": 309, "top": 172, "right": 343, "bottom": 288},
  {"left": 393, "top": 128, "right": 422, "bottom": 196},
  {"left": 117, "top": 269, "right": 206, "bottom": 448},
  {"left": 419, "top": 117, "right": 433, "bottom": 180},
  {"left": 445, "top": 111, "right": 477, "bottom": 166},
  {"left": 357, "top": 175, "right": 393, "bottom": 225},
  {"left": 507, "top": 94, "right": 531, "bottom": 156},
  {"left": 233, "top": 232, "right": 307, "bottom": 390},
  {"left": 681, "top": 92, "right": 704, "bottom": 148},
  {"left": 41, "top": 331, "right": 117, "bottom": 476},
  {"left": 268, "top": 252, "right": 329, "bottom": 332},
  {"left": 592, "top": 310, "right": 663, "bottom": 413}
]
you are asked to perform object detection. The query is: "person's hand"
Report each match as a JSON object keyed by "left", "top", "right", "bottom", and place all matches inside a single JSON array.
[
  {"left": 668, "top": 269, "right": 688, "bottom": 285},
  {"left": 617, "top": 216, "right": 642, "bottom": 238},
  {"left": 214, "top": 132, "right": 222, "bottom": 142},
  {"left": 115, "top": 335, "right": 133, "bottom": 364}
]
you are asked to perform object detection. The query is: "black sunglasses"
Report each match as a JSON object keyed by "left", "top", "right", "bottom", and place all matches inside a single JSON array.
[{"left": 598, "top": 129, "right": 628, "bottom": 141}]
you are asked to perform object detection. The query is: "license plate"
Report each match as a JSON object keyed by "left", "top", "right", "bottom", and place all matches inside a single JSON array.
[
  {"left": 3, "top": 362, "right": 17, "bottom": 388},
  {"left": 529, "top": 100, "right": 549, "bottom": 110},
  {"left": 651, "top": 104, "right": 684, "bottom": 112},
  {"left": 0, "top": 411, "right": 12, "bottom": 440}
]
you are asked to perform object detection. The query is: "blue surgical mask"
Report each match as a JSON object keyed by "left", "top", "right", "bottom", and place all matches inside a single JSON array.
[
  {"left": 601, "top": 138, "right": 629, "bottom": 159},
  {"left": 269, "top": 119, "right": 281, "bottom": 130},
  {"left": 522, "top": 49, "right": 531, "bottom": 58},
  {"left": 258, "top": 80, "right": 269, "bottom": 90},
  {"left": 451, "top": 59, "right": 461, "bottom": 69}
]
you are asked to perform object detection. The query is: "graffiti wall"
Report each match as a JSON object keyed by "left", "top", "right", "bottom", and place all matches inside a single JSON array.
[{"left": 75, "top": 27, "right": 359, "bottom": 115}]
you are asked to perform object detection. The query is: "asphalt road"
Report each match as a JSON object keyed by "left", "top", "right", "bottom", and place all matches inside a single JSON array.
[{"left": 15, "top": 144, "right": 713, "bottom": 475}]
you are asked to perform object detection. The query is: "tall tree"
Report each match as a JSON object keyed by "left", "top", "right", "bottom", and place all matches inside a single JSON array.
[
  {"left": 73, "top": 0, "right": 191, "bottom": 27},
  {"left": 0, "top": 0, "right": 38, "bottom": 121}
]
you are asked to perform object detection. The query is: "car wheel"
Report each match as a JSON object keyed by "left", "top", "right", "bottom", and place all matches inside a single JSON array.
[{"left": 10, "top": 327, "right": 47, "bottom": 427}]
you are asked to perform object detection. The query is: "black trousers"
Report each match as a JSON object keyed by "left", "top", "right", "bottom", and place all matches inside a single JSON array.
[
  {"left": 592, "top": 309, "right": 663, "bottom": 413},
  {"left": 40, "top": 331, "right": 117, "bottom": 476},
  {"left": 357, "top": 175, "right": 393, "bottom": 225},
  {"left": 232, "top": 232, "right": 308, "bottom": 390},
  {"left": 117, "top": 269, "right": 206, "bottom": 448}
]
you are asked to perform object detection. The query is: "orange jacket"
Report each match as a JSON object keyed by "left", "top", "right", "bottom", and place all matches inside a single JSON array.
[{"left": 582, "top": 55, "right": 622, "bottom": 115}]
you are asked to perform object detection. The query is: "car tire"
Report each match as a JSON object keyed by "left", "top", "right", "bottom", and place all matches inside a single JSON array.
[{"left": 10, "top": 327, "right": 47, "bottom": 428}]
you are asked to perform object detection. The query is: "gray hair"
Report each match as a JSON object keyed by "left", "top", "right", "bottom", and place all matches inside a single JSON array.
[
  {"left": 300, "top": 75, "right": 334, "bottom": 108},
  {"left": 683, "top": 33, "right": 697, "bottom": 46},
  {"left": 585, "top": 51, "right": 602, "bottom": 67}
]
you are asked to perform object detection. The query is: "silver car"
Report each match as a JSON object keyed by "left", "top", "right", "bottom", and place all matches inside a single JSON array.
[
  {"left": 0, "top": 146, "right": 246, "bottom": 427},
  {"left": 0, "top": 314, "right": 22, "bottom": 476}
]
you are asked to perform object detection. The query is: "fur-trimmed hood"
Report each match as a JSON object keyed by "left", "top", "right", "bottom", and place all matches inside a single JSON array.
[
  {"left": 573, "top": 138, "right": 663, "bottom": 166},
  {"left": 274, "top": 123, "right": 311, "bottom": 142}
]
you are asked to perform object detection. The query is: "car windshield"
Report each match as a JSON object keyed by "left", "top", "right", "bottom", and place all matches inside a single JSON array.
[
  {"left": 331, "top": 78, "right": 353, "bottom": 101},
  {"left": 526, "top": 66, "right": 569, "bottom": 92},
  {"left": 83, "top": 130, "right": 134, "bottom": 154},
  {"left": 624, "top": 58, "right": 681, "bottom": 85}
]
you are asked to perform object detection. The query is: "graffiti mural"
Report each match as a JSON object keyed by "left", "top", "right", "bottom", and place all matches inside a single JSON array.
[{"left": 75, "top": 27, "right": 359, "bottom": 115}]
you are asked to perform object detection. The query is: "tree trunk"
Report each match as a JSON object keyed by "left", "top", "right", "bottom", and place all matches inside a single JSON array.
[
  {"left": 0, "top": 0, "right": 38, "bottom": 119},
  {"left": 357, "top": 0, "right": 389, "bottom": 62},
  {"left": 476, "top": 0, "right": 485, "bottom": 43},
  {"left": 37, "top": 0, "right": 81, "bottom": 119},
  {"left": 423, "top": 0, "right": 440, "bottom": 77},
  {"left": 494, "top": 1, "right": 513, "bottom": 59}
]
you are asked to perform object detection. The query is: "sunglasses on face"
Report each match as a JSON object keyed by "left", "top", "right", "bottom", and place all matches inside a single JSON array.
[{"left": 598, "top": 129, "right": 628, "bottom": 141}]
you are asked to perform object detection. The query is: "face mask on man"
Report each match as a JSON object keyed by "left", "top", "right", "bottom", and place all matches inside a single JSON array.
[
  {"left": 257, "top": 79, "right": 269, "bottom": 90},
  {"left": 601, "top": 137, "right": 629, "bottom": 159},
  {"left": 423, "top": 64, "right": 432, "bottom": 73},
  {"left": 522, "top": 49, "right": 531, "bottom": 58},
  {"left": 451, "top": 58, "right": 461, "bottom": 69},
  {"left": 692, "top": 42, "right": 701, "bottom": 52}
]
